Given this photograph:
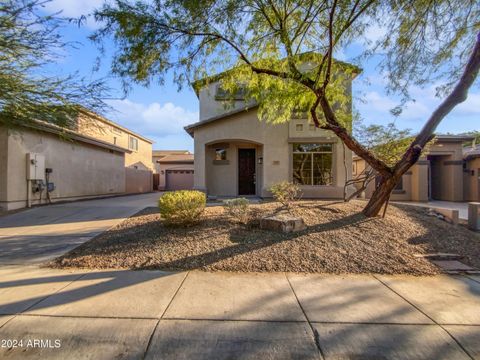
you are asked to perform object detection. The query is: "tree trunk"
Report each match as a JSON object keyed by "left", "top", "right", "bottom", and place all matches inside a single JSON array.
[{"left": 362, "top": 174, "right": 400, "bottom": 217}]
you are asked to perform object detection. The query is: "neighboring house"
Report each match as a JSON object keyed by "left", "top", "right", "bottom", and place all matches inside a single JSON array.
[
  {"left": 352, "top": 135, "right": 474, "bottom": 202},
  {"left": 463, "top": 144, "right": 480, "bottom": 201},
  {"left": 184, "top": 62, "right": 359, "bottom": 198},
  {"left": 76, "top": 111, "right": 154, "bottom": 194},
  {"left": 0, "top": 120, "right": 127, "bottom": 211},
  {"left": 152, "top": 150, "right": 194, "bottom": 191},
  {"left": 0, "top": 112, "right": 153, "bottom": 211}
]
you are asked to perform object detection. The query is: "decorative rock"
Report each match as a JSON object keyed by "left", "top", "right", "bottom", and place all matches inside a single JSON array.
[{"left": 260, "top": 215, "right": 306, "bottom": 233}]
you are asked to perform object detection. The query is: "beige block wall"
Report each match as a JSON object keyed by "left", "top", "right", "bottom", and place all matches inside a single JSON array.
[
  {"left": 125, "top": 168, "right": 153, "bottom": 194},
  {"left": 464, "top": 157, "right": 480, "bottom": 201},
  {"left": 193, "top": 110, "right": 351, "bottom": 198},
  {"left": 1, "top": 127, "right": 126, "bottom": 211}
]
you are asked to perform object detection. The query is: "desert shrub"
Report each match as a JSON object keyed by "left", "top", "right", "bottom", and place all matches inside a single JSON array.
[
  {"left": 223, "top": 197, "right": 250, "bottom": 224},
  {"left": 158, "top": 190, "right": 206, "bottom": 226},
  {"left": 269, "top": 181, "right": 301, "bottom": 208}
]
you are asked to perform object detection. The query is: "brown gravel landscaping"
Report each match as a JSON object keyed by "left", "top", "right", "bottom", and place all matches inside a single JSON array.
[{"left": 50, "top": 200, "right": 480, "bottom": 275}]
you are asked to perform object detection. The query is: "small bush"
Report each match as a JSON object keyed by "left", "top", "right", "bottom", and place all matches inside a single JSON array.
[
  {"left": 223, "top": 198, "right": 250, "bottom": 224},
  {"left": 158, "top": 190, "right": 206, "bottom": 226},
  {"left": 269, "top": 181, "right": 301, "bottom": 208}
]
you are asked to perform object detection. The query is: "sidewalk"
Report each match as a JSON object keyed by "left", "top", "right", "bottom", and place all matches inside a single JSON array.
[
  {"left": 0, "top": 266, "right": 479, "bottom": 359},
  {"left": 393, "top": 200, "right": 469, "bottom": 220}
]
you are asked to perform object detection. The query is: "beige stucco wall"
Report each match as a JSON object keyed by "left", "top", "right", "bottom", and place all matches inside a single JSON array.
[
  {"left": 464, "top": 157, "right": 480, "bottom": 201},
  {"left": 193, "top": 109, "right": 352, "bottom": 198},
  {"left": 199, "top": 82, "right": 257, "bottom": 121},
  {"left": 0, "top": 126, "right": 126, "bottom": 211}
]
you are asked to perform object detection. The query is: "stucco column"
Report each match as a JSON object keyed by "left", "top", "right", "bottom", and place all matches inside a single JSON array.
[{"left": 194, "top": 141, "right": 207, "bottom": 192}]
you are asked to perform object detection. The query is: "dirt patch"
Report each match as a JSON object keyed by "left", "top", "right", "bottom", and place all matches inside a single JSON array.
[{"left": 50, "top": 200, "right": 480, "bottom": 275}]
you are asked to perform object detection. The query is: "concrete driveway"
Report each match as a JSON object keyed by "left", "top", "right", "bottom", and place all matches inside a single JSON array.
[
  {"left": 0, "top": 193, "right": 159, "bottom": 265},
  {"left": 0, "top": 267, "right": 479, "bottom": 359}
]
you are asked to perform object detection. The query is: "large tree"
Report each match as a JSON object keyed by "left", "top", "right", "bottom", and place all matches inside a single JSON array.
[
  {"left": 0, "top": 0, "right": 108, "bottom": 129},
  {"left": 93, "top": 0, "right": 480, "bottom": 216}
]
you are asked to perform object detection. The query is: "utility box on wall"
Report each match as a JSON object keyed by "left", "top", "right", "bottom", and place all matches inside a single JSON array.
[{"left": 26, "top": 153, "right": 45, "bottom": 180}]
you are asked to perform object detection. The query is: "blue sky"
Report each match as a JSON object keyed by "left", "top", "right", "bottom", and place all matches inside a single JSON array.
[{"left": 44, "top": 1, "right": 479, "bottom": 152}]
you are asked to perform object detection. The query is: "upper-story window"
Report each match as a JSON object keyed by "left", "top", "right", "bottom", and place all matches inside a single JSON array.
[
  {"left": 215, "top": 85, "right": 246, "bottom": 101},
  {"left": 292, "top": 143, "right": 333, "bottom": 186},
  {"left": 129, "top": 136, "right": 139, "bottom": 151},
  {"left": 296, "top": 124, "right": 303, "bottom": 131}
]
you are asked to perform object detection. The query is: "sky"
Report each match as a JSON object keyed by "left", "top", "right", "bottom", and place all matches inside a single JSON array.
[{"left": 42, "top": 0, "right": 479, "bottom": 152}]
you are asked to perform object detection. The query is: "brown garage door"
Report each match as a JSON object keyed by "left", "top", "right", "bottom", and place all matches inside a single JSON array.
[{"left": 165, "top": 170, "right": 194, "bottom": 191}]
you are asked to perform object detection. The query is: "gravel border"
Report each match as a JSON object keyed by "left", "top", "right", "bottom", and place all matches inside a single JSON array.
[{"left": 50, "top": 200, "right": 480, "bottom": 275}]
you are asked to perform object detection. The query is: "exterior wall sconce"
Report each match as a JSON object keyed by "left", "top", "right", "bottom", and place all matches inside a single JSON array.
[{"left": 258, "top": 157, "right": 263, "bottom": 165}]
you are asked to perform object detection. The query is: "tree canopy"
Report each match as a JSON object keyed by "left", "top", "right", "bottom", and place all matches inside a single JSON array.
[
  {"left": 0, "top": 0, "right": 108, "bottom": 128},
  {"left": 92, "top": 0, "right": 480, "bottom": 216}
]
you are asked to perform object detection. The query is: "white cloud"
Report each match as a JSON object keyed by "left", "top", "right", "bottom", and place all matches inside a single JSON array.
[
  {"left": 44, "top": 0, "right": 105, "bottom": 17},
  {"left": 44, "top": 0, "right": 107, "bottom": 28},
  {"left": 106, "top": 99, "right": 197, "bottom": 150}
]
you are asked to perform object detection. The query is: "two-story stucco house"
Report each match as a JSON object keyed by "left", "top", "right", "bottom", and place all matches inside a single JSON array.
[{"left": 184, "top": 64, "right": 358, "bottom": 198}]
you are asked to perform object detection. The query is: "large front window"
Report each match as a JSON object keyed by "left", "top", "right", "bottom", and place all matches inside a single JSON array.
[{"left": 292, "top": 143, "right": 333, "bottom": 185}]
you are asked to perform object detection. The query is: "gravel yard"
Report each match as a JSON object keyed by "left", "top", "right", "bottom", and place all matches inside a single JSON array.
[{"left": 50, "top": 200, "right": 480, "bottom": 275}]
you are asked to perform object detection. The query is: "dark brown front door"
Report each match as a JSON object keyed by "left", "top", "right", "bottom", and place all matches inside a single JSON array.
[{"left": 238, "top": 149, "right": 256, "bottom": 195}]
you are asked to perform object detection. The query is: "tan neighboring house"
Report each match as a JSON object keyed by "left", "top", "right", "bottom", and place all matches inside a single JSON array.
[
  {"left": 184, "top": 63, "right": 359, "bottom": 198},
  {"left": 463, "top": 144, "right": 480, "bottom": 201},
  {"left": 352, "top": 135, "right": 475, "bottom": 202},
  {"left": 76, "top": 112, "right": 154, "bottom": 193},
  {"left": 0, "top": 112, "right": 153, "bottom": 211},
  {"left": 152, "top": 150, "right": 194, "bottom": 191}
]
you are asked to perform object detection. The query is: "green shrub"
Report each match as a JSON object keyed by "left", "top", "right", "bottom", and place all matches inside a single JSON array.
[
  {"left": 158, "top": 190, "right": 206, "bottom": 226},
  {"left": 223, "top": 197, "right": 250, "bottom": 224},
  {"left": 269, "top": 181, "right": 301, "bottom": 208}
]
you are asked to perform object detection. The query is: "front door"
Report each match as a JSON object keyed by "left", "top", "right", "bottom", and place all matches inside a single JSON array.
[{"left": 238, "top": 149, "right": 256, "bottom": 195}]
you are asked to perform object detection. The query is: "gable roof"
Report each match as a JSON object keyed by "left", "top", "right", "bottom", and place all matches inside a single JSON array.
[
  {"left": 184, "top": 105, "right": 258, "bottom": 137},
  {"left": 156, "top": 153, "right": 194, "bottom": 163}
]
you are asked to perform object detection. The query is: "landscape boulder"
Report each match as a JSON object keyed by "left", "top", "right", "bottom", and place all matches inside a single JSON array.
[{"left": 260, "top": 215, "right": 306, "bottom": 233}]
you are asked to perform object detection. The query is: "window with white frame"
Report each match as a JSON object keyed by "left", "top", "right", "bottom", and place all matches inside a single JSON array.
[
  {"left": 292, "top": 143, "right": 333, "bottom": 185},
  {"left": 129, "top": 136, "right": 139, "bottom": 151}
]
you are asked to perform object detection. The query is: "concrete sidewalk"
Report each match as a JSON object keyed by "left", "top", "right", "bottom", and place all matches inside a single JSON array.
[
  {"left": 393, "top": 200, "right": 469, "bottom": 220},
  {"left": 0, "top": 193, "right": 159, "bottom": 265},
  {"left": 0, "top": 266, "right": 479, "bottom": 359}
]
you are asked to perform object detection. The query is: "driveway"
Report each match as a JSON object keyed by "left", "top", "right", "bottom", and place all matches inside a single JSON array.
[
  {"left": 0, "top": 267, "right": 479, "bottom": 359},
  {"left": 393, "top": 200, "right": 469, "bottom": 220},
  {"left": 0, "top": 193, "right": 159, "bottom": 265}
]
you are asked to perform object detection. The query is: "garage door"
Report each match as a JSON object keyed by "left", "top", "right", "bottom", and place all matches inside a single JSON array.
[{"left": 165, "top": 170, "right": 194, "bottom": 191}]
